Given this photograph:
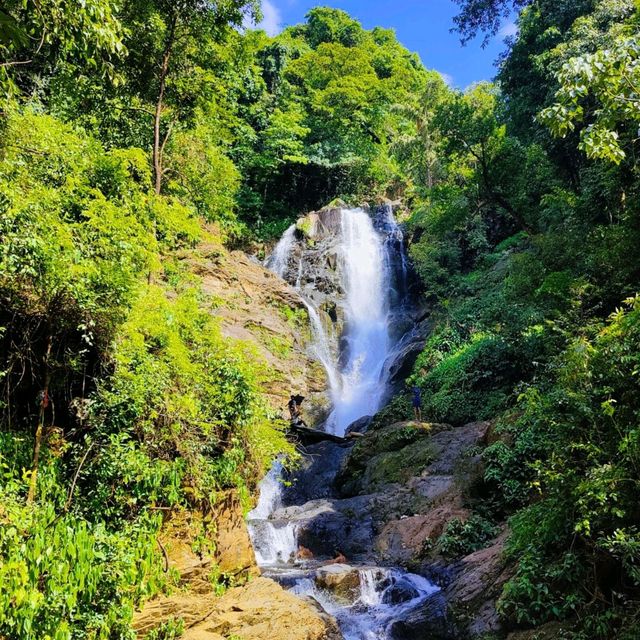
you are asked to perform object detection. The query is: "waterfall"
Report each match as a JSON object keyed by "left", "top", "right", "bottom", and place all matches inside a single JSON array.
[
  {"left": 329, "top": 209, "right": 391, "bottom": 434},
  {"left": 266, "top": 223, "right": 296, "bottom": 277},
  {"left": 289, "top": 567, "right": 439, "bottom": 640},
  {"left": 358, "top": 568, "right": 391, "bottom": 607},
  {"left": 247, "top": 461, "right": 299, "bottom": 566},
  {"left": 250, "top": 205, "right": 438, "bottom": 639},
  {"left": 302, "top": 300, "right": 341, "bottom": 394},
  {"left": 263, "top": 208, "right": 399, "bottom": 436}
]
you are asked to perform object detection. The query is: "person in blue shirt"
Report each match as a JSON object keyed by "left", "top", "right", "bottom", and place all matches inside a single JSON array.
[{"left": 411, "top": 383, "right": 422, "bottom": 422}]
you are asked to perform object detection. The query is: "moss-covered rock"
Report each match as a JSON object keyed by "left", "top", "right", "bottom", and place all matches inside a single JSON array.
[
  {"left": 360, "top": 439, "right": 437, "bottom": 492},
  {"left": 337, "top": 421, "right": 450, "bottom": 496}
]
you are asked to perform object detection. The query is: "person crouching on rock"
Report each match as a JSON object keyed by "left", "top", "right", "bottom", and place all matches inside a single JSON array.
[
  {"left": 326, "top": 549, "right": 348, "bottom": 565},
  {"left": 288, "top": 394, "right": 308, "bottom": 428}
]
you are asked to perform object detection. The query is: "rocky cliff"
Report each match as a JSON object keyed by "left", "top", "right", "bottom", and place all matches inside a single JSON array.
[{"left": 135, "top": 239, "right": 339, "bottom": 639}]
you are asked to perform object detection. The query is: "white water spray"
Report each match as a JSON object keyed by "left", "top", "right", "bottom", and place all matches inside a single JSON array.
[
  {"left": 247, "top": 462, "right": 299, "bottom": 566},
  {"left": 266, "top": 224, "right": 296, "bottom": 278},
  {"left": 329, "top": 209, "right": 391, "bottom": 434}
]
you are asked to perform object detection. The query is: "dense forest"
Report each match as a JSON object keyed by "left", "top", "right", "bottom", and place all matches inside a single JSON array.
[{"left": 0, "top": 0, "right": 639, "bottom": 638}]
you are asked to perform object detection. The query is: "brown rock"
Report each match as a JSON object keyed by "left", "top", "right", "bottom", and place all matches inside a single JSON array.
[
  {"left": 158, "top": 491, "right": 258, "bottom": 587},
  {"left": 444, "top": 530, "right": 513, "bottom": 638},
  {"left": 315, "top": 564, "right": 361, "bottom": 603},
  {"left": 190, "top": 244, "right": 328, "bottom": 423},
  {"left": 135, "top": 577, "right": 342, "bottom": 640},
  {"left": 375, "top": 504, "right": 470, "bottom": 563},
  {"left": 211, "top": 492, "right": 257, "bottom": 575}
]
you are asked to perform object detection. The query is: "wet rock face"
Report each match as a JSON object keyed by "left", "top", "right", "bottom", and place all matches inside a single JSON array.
[
  {"left": 282, "top": 441, "right": 353, "bottom": 505},
  {"left": 389, "top": 592, "right": 456, "bottom": 640},
  {"left": 329, "top": 417, "right": 510, "bottom": 637},
  {"left": 275, "top": 203, "right": 421, "bottom": 415},
  {"left": 276, "top": 495, "right": 375, "bottom": 561},
  {"left": 192, "top": 245, "right": 328, "bottom": 419}
]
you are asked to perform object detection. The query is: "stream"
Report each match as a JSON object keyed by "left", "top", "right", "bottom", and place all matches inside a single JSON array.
[{"left": 248, "top": 206, "right": 439, "bottom": 639}]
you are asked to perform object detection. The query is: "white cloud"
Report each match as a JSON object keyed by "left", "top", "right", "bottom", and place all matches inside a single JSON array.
[
  {"left": 438, "top": 71, "right": 454, "bottom": 87},
  {"left": 244, "top": 0, "right": 282, "bottom": 37},
  {"left": 499, "top": 21, "right": 518, "bottom": 37}
]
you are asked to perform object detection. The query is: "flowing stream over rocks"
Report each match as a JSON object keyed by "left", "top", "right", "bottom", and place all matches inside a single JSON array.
[{"left": 250, "top": 206, "right": 438, "bottom": 639}]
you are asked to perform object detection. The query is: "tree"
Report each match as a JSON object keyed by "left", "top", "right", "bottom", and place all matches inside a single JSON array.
[
  {"left": 0, "top": 0, "right": 125, "bottom": 95},
  {"left": 114, "top": 0, "right": 259, "bottom": 194},
  {"left": 391, "top": 71, "right": 450, "bottom": 194},
  {"left": 539, "top": 36, "right": 640, "bottom": 164},
  {"left": 452, "top": 0, "right": 530, "bottom": 45},
  {"left": 434, "top": 82, "right": 534, "bottom": 233}
]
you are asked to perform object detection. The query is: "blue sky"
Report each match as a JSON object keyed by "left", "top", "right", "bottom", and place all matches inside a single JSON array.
[{"left": 251, "top": 0, "right": 517, "bottom": 89}]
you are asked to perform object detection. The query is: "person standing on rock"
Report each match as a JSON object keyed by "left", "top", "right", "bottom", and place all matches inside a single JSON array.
[{"left": 411, "top": 383, "right": 422, "bottom": 422}]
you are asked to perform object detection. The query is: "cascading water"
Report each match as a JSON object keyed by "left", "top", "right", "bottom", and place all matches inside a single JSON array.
[
  {"left": 328, "top": 209, "right": 390, "bottom": 434},
  {"left": 266, "top": 223, "right": 296, "bottom": 278},
  {"left": 248, "top": 205, "right": 438, "bottom": 639}
]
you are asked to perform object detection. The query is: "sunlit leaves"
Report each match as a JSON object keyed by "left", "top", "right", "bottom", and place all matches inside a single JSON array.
[{"left": 539, "top": 37, "right": 640, "bottom": 163}]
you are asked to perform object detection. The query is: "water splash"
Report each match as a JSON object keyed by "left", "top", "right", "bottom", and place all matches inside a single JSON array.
[
  {"left": 247, "top": 461, "right": 300, "bottom": 566},
  {"left": 266, "top": 223, "right": 296, "bottom": 277},
  {"left": 289, "top": 567, "right": 439, "bottom": 640},
  {"left": 248, "top": 461, "right": 284, "bottom": 520}
]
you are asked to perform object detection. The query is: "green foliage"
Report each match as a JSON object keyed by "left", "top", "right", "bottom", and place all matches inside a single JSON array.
[
  {"left": 0, "top": 65, "right": 294, "bottom": 640},
  {"left": 410, "top": 3, "right": 640, "bottom": 635},
  {"left": 97, "top": 285, "right": 294, "bottom": 509},
  {"left": 415, "top": 331, "right": 515, "bottom": 425},
  {"left": 538, "top": 6, "right": 640, "bottom": 163},
  {"left": 0, "top": 464, "right": 165, "bottom": 640},
  {"left": 145, "top": 617, "right": 185, "bottom": 640},
  {"left": 0, "top": 0, "right": 125, "bottom": 95},
  {"left": 437, "top": 515, "right": 500, "bottom": 558},
  {"left": 232, "top": 8, "right": 436, "bottom": 230}
]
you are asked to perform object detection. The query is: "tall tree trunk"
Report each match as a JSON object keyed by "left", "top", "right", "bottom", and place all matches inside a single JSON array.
[
  {"left": 478, "top": 141, "right": 533, "bottom": 235},
  {"left": 27, "top": 332, "right": 52, "bottom": 504},
  {"left": 153, "top": 14, "right": 177, "bottom": 195}
]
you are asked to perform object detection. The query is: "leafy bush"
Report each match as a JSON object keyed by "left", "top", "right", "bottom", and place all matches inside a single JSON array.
[
  {"left": 0, "top": 469, "right": 165, "bottom": 640},
  {"left": 437, "top": 515, "right": 500, "bottom": 558},
  {"left": 493, "top": 297, "right": 640, "bottom": 632},
  {"left": 417, "top": 332, "right": 515, "bottom": 425}
]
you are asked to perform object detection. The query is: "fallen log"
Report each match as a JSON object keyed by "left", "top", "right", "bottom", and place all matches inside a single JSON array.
[{"left": 287, "top": 424, "right": 350, "bottom": 445}]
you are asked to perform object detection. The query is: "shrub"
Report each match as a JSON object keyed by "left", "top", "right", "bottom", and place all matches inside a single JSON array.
[{"left": 437, "top": 515, "right": 500, "bottom": 558}]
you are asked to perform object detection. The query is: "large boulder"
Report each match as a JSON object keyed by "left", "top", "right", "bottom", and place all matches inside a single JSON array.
[
  {"left": 158, "top": 490, "right": 258, "bottom": 588},
  {"left": 135, "top": 577, "right": 343, "bottom": 640},
  {"left": 389, "top": 592, "right": 457, "bottom": 640},
  {"left": 336, "top": 421, "right": 491, "bottom": 567},
  {"left": 315, "top": 564, "right": 362, "bottom": 603},
  {"left": 374, "top": 503, "right": 470, "bottom": 565},
  {"left": 283, "top": 441, "right": 353, "bottom": 505},
  {"left": 336, "top": 422, "right": 449, "bottom": 496},
  {"left": 441, "top": 531, "right": 512, "bottom": 637},
  {"left": 275, "top": 496, "right": 375, "bottom": 561}
]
